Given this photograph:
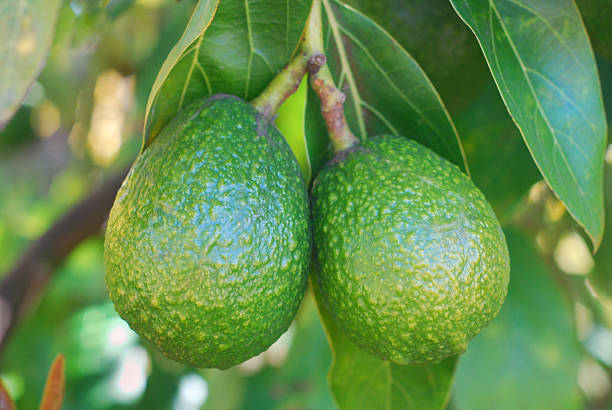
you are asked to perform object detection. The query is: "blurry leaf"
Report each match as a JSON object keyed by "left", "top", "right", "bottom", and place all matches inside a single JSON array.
[
  {"left": 340, "top": 0, "right": 490, "bottom": 114},
  {"left": 0, "top": 106, "right": 35, "bottom": 149},
  {"left": 0, "top": 0, "right": 62, "bottom": 128},
  {"left": 239, "top": 292, "right": 335, "bottom": 410},
  {"left": 201, "top": 368, "right": 245, "bottom": 410},
  {"left": 456, "top": 84, "right": 540, "bottom": 221},
  {"left": 39, "top": 353, "right": 65, "bottom": 410},
  {"left": 450, "top": 0, "right": 608, "bottom": 249},
  {"left": 144, "top": 0, "right": 311, "bottom": 148},
  {"left": 98, "top": 6, "right": 160, "bottom": 75},
  {"left": 590, "top": 57, "right": 612, "bottom": 297},
  {"left": 0, "top": 379, "right": 16, "bottom": 410},
  {"left": 304, "top": 0, "right": 468, "bottom": 181},
  {"left": 312, "top": 278, "right": 457, "bottom": 410},
  {"left": 454, "top": 228, "right": 582, "bottom": 410},
  {"left": 575, "top": 0, "right": 612, "bottom": 60},
  {"left": 105, "top": 0, "right": 136, "bottom": 18}
]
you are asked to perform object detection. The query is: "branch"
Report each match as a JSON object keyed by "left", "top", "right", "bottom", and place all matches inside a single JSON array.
[{"left": 0, "top": 166, "right": 130, "bottom": 350}]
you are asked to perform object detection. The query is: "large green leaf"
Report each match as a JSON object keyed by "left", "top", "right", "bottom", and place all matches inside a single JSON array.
[
  {"left": 449, "top": 0, "right": 608, "bottom": 249},
  {"left": 142, "top": 0, "right": 219, "bottom": 146},
  {"left": 304, "top": 0, "right": 468, "bottom": 180},
  {"left": 312, "top": 278, "right": 457, "bottom": 410},
  {"left": 453, "top": 228, "right": 582, "bottom": 409},
  {"left": 143, "top": 0, "right": 311, "bottom": 148},
  {"left": 0, "top": 0, "right": 62, "bottom": 128},
  {"left": 239, "top": 292, "right": 335, "bottom": 410}
]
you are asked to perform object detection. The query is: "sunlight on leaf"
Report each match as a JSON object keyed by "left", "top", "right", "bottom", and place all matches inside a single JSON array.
[{"left": 0, "top": 0, "right": 62, "bottom": 128}]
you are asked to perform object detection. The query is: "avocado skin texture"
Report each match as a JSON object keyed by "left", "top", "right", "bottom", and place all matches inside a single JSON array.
[
  {"left": 104, "top": 95, "right": 312, "bottom": 369},
  {"left": 312, "top": 135, "right": 509, "bottom": 364}
]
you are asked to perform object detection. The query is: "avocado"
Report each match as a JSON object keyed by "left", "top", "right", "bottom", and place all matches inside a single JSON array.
[
  {"left": 311, "top": 135, "right": 509, "bottom": 364},
  {"left": 104, "top": 95, "right": 312, "bottom": 369}
]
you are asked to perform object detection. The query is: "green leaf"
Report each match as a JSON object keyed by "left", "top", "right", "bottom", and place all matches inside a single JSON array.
[
  {"left": 142, "top": 0, "right": 219, "bottom": 146},
  {"left": 0, "top": 0, "right": 62, "bottom": 128},
  {"left": 304, "top": 0, "right": 468, "bottom": 180},
  {"left": 239, "top": 292, "right": 335, "bottom": 410},
  {"left": 312, "top": 278, "right": 457, "bottom": 410},
  {"left": 453, "top": 227, "right": 582, "bottom": 410},
  {"left": 143, "top": 0, "right": 311, "bottom": 148},
  {"left": 449, "top": 0, "right": 608, "bottom": 249}
]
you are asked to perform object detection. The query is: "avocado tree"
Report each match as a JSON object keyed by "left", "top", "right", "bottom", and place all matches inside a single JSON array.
[{"left": 0, "top": 0, "right": 610, "bottom": 409}]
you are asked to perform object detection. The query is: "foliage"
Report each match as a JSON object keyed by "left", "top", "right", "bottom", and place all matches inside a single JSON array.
[{"left": 0, "top": 0, "right": 610, "bottom": 408}]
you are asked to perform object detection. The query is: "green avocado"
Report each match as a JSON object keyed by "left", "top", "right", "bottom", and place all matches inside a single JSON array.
[
  {"left": 311, "top": 135, "right": 509, "bottom": 364},
  {"left": 104, "top": 95, "right": 312, "bottom": 369}
]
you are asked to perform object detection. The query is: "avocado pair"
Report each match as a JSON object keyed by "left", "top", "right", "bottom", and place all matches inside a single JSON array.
[{"left": 104, "top": 94, "right": 509, "bottom": 369}]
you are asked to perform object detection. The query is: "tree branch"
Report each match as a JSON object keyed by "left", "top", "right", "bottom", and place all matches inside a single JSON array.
[{"left": 0, "top": 166, "right": 130, "bottom": 350}]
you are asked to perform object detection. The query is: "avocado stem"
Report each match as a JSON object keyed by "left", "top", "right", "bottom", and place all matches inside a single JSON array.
[
  {"left": 303, "top": 0, "right": 359, "bottom": 153},
  {"left": 251, "top": 0, "right": 359, "bottom": 153},
  {"left": 250, "top": 52, "right": 310, "bottom": 118},
  {"left": 308, "top": 58, "right": 359, "bottom": 153},
  {"left": 250, "top": 0, "right": 323, "bottom": 117}
]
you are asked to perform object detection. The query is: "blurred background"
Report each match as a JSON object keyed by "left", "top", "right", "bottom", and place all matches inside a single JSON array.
[{"left": 1, "top": 0, "right": 611, "bottom": 408}]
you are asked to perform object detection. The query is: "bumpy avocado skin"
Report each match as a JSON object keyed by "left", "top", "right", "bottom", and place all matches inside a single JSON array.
[
  {"left": 104, "top": 95, "right": 312, "bottom": 369},
  {"left": 312, "top": 135, "right": 509, "bottom": 364}
]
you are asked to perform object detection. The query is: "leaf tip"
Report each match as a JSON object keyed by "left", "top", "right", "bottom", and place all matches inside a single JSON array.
[{"left": 39, "top": 353, "right": 65, "bottom": 410}]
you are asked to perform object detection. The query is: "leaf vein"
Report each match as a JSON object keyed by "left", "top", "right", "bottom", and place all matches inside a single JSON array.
[
  {"left": 177, "top": 35, "right": 204, "bottom": 111},
  {"left": 360, "top": 100, "right": 399, "bottom": 135},
  {"left": 244, "top": 0, "right": 253, "bottom": 99},
  {"left": 525, "top": 67, "right": 597, "bottom": 132}
]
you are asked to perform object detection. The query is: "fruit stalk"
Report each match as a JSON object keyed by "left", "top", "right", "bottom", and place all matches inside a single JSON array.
[
  {"left": 303, "top": 0, "right": 359, "bottom": 153},
  {"left": 250, "top": 52, "right": 310, "bottom": 118},
  {"left": 250, "top": 0, "right": 325, "bottom": 117}
]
